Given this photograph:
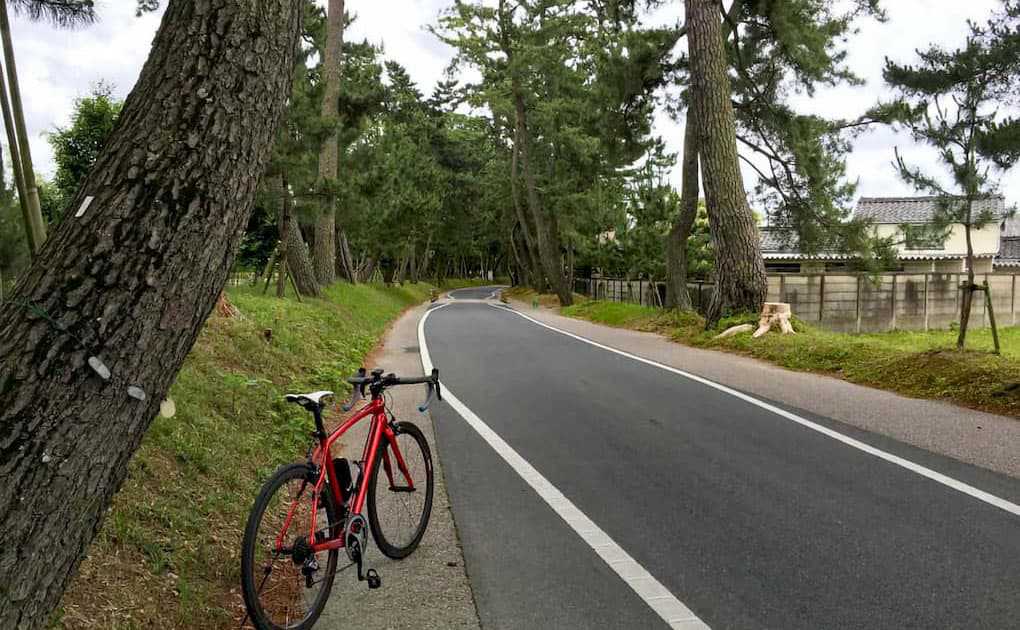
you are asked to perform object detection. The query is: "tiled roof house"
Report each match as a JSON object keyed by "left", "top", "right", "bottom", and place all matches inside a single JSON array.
[{"left": 761, "top": 196, "right": 1013, "bottom": 273}]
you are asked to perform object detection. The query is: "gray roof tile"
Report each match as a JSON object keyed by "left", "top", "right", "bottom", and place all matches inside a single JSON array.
[
  {"left": 1000, "top": 237, "right": 1020, "bottom": 261},
  {"left": 855, "top": 195, "right": 1006, "bottom": 224},
  {"left": 1003, "top": 214, "right": 1020, "bottom": 238}
]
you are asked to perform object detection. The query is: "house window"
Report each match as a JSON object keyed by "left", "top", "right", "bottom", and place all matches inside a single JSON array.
[{"left": 902, "top": 225, "right": 946, "bottom": 250}]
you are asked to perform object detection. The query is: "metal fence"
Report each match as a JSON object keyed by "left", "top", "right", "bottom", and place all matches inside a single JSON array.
[{"left": 576, "top": 272, "right": 1020, "bottom": 333}]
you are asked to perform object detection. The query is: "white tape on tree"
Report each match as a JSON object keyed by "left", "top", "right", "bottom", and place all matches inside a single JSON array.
[{"left": 75, "top": 196, "right": 95, "bottom": 218}]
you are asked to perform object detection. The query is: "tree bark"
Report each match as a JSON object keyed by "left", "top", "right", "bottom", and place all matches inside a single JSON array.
[
  {"left": 512, "top": 81, "right": 572, "bottom": 305},
  {"left": 665, "top": 111, "right": 700, "bottom": 311},
  {"left": 276, "top": 175, "right": 291, "bottom": 298},
  {"left": 313, "top": 0, "right": 345, "bottom": 286},
  {"left": 0, "top": 0, "right": 45, "bottom": 255},
  {"left": 285, "top": 213, "right": 320, "bottom": 298},
  {"left": 686, "top": 0, "right": 767, "bottom": 325},
  {"left": 0, "top": 3, "right": 301, "bottom": 626},
  {"left": 509, "top": 124, "right": 543, "bottom": 291},
  {"left": 334, "top": 225, "right": 356, "bottom": 283}
]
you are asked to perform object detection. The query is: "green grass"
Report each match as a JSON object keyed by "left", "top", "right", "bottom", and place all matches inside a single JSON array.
[
  {"left": 559, "top": 299, "right": 1020, "bottom": 419},
  {"left": 57, "top": 282, "right": 433, "bottom": 630}
]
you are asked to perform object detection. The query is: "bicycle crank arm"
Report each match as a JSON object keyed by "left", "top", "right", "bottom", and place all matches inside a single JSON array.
[
  {"left": 353, "top": 547, "right": 382, "bottom": 589},
  {"left": 387, "top": 485, "right": 417, "bottom": 493}
]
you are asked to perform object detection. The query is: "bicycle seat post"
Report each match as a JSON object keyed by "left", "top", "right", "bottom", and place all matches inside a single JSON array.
[{"left": 311, "top": 404, "right": 327, "bottom": 439}]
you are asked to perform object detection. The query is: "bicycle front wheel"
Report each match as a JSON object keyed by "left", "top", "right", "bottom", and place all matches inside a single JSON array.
[
  {"left": 367, "top": 421, "right": 434, "bottom": 559},
  {"left": 241, "top": 463, "right": 339, "bottom": 630}
]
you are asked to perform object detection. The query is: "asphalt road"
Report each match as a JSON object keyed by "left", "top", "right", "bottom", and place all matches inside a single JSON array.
[
  {"left": 422, "top": 297, "right": 1020, "bottom": 629},
  {"left": 447, "top": 286, "right": 506, "bottom": 300}
]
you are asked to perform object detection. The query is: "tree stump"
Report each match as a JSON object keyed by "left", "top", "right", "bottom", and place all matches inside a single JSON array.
[
  {"left": 215, "top": 291, "right": 241, "bottom": 319},
  {"left": 753, "top": 302, "right": 795, "bottom": 338}
]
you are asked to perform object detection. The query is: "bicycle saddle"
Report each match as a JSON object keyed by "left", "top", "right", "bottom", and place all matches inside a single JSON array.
[{"left": 284, "top": 391, "right": 334, "bottom": 408}]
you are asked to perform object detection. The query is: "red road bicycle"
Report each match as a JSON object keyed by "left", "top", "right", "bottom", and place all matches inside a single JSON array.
[{"left": 240, "top": 367, "right": 440, "bottom": 630}]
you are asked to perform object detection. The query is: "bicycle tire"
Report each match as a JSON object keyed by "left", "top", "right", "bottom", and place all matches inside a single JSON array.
[
  {"left": 367, "top": 421, "right": 434, "bottom": 559},
  {"left": 241, "top": 463, "right": 339, "bottom": 630}
]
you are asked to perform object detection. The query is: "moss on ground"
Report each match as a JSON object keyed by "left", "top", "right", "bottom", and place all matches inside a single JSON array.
[{"left": 56, "top": 282, "right": 433, "bottom": 629}]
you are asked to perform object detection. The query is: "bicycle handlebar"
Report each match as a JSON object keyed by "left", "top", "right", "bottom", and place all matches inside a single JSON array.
[{"left": 340, "top": 367, "right": 441, "bottom": 413}]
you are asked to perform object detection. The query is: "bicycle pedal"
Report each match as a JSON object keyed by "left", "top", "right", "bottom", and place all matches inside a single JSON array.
[{"left": 366, "top": 568, "right": 381, "bottom": 589}]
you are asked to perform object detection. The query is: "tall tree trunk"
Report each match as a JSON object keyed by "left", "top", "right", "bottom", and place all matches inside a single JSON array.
[
  {"left": 512, "top": 82, "right": 572, "bottom": 305},
  {"left": 359, "top": 256, "right": 376, "bottom": 283},
  {"left": 285, "top": 213, "right": 320, "bottom": 298},
  {"left": 0, "top": 2, "right": 301, "bottom": 627},
  {"left": 0, "top": 0, "right": 45, "bottom": 255},
  {"left": 417, "top": 232, "right": 432, "bottom": 280},
  {"left": 665, "top": 112, "right": 700, "bottom": 310},
  {"left": 334, "top": 226, "right": 356, "bottom": 283},
  {"left": 0, "top": 53, "right": 31, "bottom": 254},
  {"left": 509, "top": 222, "right": 529, "bottom": 286},
  {"left": 276, "top": 175, "right": 291, "bottom": 298},
  {"left": 509, "top": 129, "right": 543, "bottom": 290},
  {"left": 686, "top": 0, "right": 766, "bottom": 325},
  {"left": 313, "top": 0, "right": 345, "bottom": 286}
]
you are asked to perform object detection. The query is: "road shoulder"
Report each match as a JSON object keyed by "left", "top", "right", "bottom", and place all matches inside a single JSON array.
[
  {"left": 508, "top": 299, "right": 1020, "bottom": 480},
  {"left": 318, "top": 302, "right": 481, "bottom": 630}
]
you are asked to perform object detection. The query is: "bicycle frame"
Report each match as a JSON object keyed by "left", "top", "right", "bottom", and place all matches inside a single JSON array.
[{"left": 274, "top": 397, "right": 417, "bottom": 555}]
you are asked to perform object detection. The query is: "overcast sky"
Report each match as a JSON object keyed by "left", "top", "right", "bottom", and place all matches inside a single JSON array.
[{"left": 9, "top": 0, "right": 1019, "bottom": 207}]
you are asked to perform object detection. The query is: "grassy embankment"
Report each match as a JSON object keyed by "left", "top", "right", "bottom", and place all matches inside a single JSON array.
[
  {"left": 57, "top": 281, "right": 434, "bottom": 629},
  {"left": 438, "top": 277, "right": 511, "bottom": 291},
  {"left": 506, "top": 287, "right": 1020, "bottom": 418}
]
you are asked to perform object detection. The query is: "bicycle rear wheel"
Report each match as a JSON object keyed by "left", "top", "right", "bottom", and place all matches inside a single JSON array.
[
  {"left": 367, "top": 421, "right": 434, "bottom": 559},
  {"left": 241, "top": 463, "right": 339, "bottom": 630}
]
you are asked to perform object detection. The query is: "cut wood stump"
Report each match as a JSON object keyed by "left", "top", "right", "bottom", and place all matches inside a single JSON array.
[
  {"left": 753, "top": 302, "right": 794, "bottom": 338},
  {"left": 215, "top": 291, "right": 241, "bottom": 319},
  {"left": 714, "top": 323, "right": 754, "bottom": 339}
]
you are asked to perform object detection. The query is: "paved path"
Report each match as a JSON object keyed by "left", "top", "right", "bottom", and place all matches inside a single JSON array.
[
  {"left": 423, "top": 292, "right": 1020, "bottom": 629},
  {"left": 320, "top": 302, "right": 480, "bottom": 629},
  {"left": 447, "top": 285, "right": 508, "bottom": 301},
  {"left": 509, "top": 298, "right": 1020, "bottom": 480}
]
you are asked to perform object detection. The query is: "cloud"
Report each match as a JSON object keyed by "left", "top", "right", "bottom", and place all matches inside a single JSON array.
[{"left": 11, "top": 0, "right": 1019, "bottom": 207}]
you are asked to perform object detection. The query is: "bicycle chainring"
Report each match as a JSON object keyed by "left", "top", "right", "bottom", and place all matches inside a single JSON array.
[{"left": 344, "top": 514, "right": 368, "bottom": 563}]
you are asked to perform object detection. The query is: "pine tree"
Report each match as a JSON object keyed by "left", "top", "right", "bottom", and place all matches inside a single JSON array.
[
  {"left": 686, "top": 0, "right": 767, "bottom": 324},
  {"left": 311, "top": 0, "right": 344, "bottom": 285},
  {"left": 0, "top": 2, "right": 302, "bottom": 625},
  {"left": 46, "top": 83, "right": 122, "bottom": 222},
  {"left": 435, "top": 0, "right": 676, "bottom": 305},
  {"left": 884, "top": 2, "right": 1020, "bottom": 352},
  {"left": 667, "top": 0, "right": 886, "bottom": 311}
]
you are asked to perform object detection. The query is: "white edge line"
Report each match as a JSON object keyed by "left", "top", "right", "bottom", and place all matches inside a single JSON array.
[
  {"left": 489, "top": 303, "right": 1020, "bottom": 518},
  {"left": 418, "top": 303, "right": 710, "bottom": 629}
]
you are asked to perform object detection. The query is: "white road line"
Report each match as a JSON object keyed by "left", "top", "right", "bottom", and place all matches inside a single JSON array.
[
  {"left": 490, "top": 304, "right": 1020, "bottom": 518},
  {"left": 418, "top": 303, "right": 709, "bottom": 630}
]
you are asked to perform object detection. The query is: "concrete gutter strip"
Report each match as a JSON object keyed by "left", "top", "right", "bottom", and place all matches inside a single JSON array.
[
  {"left": 510, "top": 298, "right": 1020, "bottom": 480},
  {"left": 319, "top": 302, "right": 481, "bottom": 630}
]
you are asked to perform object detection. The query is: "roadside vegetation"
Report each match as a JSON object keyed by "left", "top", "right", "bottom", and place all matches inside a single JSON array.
[
  {"left": 55, "top": 282, "right": 432, "bottom": 629},
  {"left": 440, "top": 277, "right": 511, "bottom": 291},
  {"left": 510, "top": 291, "right": 1020, "bottom": 419}
]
